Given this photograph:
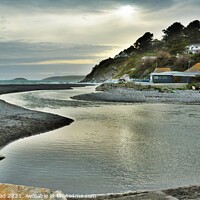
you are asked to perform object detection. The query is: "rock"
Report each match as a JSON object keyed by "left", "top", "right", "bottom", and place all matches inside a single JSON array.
[
  {"left": 0, "top": 155, "right": 5, "bottom": 161},
  {"left": 0, "top": 100, "right": 74, "bottom": 147},
  {"left": 81, "top": 58, "right": 124, "bottom": 82},
  {"left": 192, "top": 86, "right": 196, "bottom": 90},
  {"left": 0, "top": 184, "right": 67, "bottom": 200},
  {"left": 72, "top": 88, "right": 146, "bottom": 103},
  {"left": 163, "top": 185, "right": 200, "bottom": 200}
]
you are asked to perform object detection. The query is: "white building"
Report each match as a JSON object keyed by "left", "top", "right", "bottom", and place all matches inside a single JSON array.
[
  {"left": 142, "top": 56, "right": 157, "bottom": 60},
  {"left": 119, "top": 74, "right": 131, "bottom": 82},
  {"left": 187, "top": 44, "right": 200, "bottom": 54},
  {"left": 150, "top": 63, "right": 200, "bottom": 83},
  {"left": 114, "top": 52, "right": 129, "bottom": 59}
]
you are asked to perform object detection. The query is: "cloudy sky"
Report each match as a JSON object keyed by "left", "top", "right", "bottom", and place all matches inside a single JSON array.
[{"left": 0, "top": 0, "right": 199, "bottom": 79}]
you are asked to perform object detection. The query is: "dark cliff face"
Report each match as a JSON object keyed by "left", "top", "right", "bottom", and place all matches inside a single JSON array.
[
  {"left": 81, "top": 57, "right": 128, "bottom": 82},
  {"left": 82, "top": 52, "right": 200, "bottom": 82}
]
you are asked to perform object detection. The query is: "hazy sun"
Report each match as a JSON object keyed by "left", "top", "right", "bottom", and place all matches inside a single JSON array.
[{"left": 117, "top": 5, "right": 135, "bottom": 17}]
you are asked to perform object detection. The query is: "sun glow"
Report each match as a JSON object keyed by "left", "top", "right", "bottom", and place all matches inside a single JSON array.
[
  {"left": 117, "top": 5, "right": 135, "bottom": 17},
  {"left": 17, "top": 59, "right": 96, "bottom": 66}
]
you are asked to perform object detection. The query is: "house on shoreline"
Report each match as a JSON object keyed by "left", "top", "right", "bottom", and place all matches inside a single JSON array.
[
  {"left": 186, "top": 44, "right": 200, "bottom": 54},
  {"left": 150, "top": 63, "right": 200, "bottom": 83}
]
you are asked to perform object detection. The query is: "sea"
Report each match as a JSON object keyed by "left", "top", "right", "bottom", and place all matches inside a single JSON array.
[
  {"left": 0, "top": 79, "right": 82, "bottom": 85},
  {"left": 0, "top": 86, "right": 199, "bottom": 194}
]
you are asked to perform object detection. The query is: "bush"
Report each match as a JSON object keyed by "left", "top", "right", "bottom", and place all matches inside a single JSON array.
[{"left": 187, "top": 83, "right": 200, "bottom": 90}]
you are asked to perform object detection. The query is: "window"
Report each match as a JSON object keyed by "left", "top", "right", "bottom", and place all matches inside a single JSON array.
[
  {"left": 153, "top": 75, "right": 170, "bottom": 80},
  {"left": 161, "top": 76, "right": 169, "bottom": 80},
  {"left": 154, "top": 76, "right": 159, "bottom": 79}
]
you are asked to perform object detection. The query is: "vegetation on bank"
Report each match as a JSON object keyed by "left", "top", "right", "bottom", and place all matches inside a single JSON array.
[
  {"left": 83, "top": 20, "right": 200, "bottom": 82},
  {"left": 187, "top": 82, "right": 200, "bottom": 90},
  {"left": 96, "top": 82, "right": 200, "bottom": 92}
]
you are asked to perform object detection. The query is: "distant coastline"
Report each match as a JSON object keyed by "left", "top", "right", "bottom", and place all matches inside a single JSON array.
[{"left": 0, "top": 83, "right": 91, "bottom": 95}]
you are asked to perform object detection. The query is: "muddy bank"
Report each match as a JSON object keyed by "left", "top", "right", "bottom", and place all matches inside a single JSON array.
[
  {"left": 0, "top": 99, "right": 73, "bottom": 148},
  {"left": 0, "top": 83, "right": 91, "bottom": 95}
]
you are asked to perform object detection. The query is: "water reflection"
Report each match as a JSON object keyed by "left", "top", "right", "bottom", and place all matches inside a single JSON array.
[{"left": 0, "top": 88, "right": 199, "bottom": 194}]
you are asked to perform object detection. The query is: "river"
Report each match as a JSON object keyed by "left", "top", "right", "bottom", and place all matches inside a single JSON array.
[{"left": 0, "top": 86, "right": 199, "bottom": 194}]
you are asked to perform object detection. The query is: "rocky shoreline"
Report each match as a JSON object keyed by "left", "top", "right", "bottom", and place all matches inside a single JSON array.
[
  {"left": 0, "top": 99, "right": 74, "bottom": 148},
  {"left": 72, "top": 88, "right": 200, "bottom": 104},
  {"left": 0, "top": 184, "right": 200, "bottom": 200}
]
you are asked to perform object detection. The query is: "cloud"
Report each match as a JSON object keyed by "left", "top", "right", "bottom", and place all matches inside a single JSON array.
[
  {"left": 0, "top": 63, "right": 93, "bottom": 79},
  {"left": 20, "top": 59, "right": 96, "bottom": 65},
  {"left": 0, "top": 41, "right": 118, "bottom": 61},
  {"left": 0, "top": 0, "right": 177, "bottom": 13},
  {"left": 139, "top": 0, "right": 200, "bottom": 33},
  {"left": 0, "top": 0, "right": 199, "bottom": 45},
  {"left": 0, "top": 0, "right": 199, "bottom": 79},
  {"left": 116, "top": 0, "right": 175, "bottom": 10}
]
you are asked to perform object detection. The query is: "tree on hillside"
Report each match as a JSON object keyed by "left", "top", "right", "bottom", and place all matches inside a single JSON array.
[
  {"left": 162, "top": 22, "right": 187, "bottom": 55},
  {"left": 191, "top": 52, "right": 200, "bottom": 64},
  {"left": 134, "top": 32, "right": 154, "bottom": 52},
  {"left": 184, "top": 20, "right": 200, "bottom": 44},
  {"left": 123, "top": 45, "right": 136, "bottom": 55},
  {"left": 163, "top": 22, "right": 185, "bottom": 38}
]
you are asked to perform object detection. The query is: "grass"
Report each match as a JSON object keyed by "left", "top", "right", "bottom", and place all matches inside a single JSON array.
[
  {"left": 187, "top": 83, "right": 200, "bottom": 90},
  {"left": 96, "top": 82, "right": 197, "bottom": 92}
]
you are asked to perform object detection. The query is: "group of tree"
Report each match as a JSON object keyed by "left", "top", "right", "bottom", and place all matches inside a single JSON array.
[
  {"left": 163, "top": 20, "right": 200, "bottom": 54},
  {"left": 129, "top": 20, "right": 200, "bottom": 55}
]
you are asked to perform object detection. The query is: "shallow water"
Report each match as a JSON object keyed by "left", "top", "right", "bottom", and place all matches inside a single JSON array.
[{"left": 0, "top": 87, "right": 200, "bottom": 194}]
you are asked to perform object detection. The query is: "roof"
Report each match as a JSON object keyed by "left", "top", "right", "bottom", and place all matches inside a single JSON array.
[
  {"left": 187, "top": 43, "right": 200, "bottom": 47},
  {"left": 153, "top": 68, "right": 171, "bottom": 73},
  {"left": 142, "top": 56, "right": 157, "bottom": 60},
  {"left": 185, "top": 63, "right": 200, "bottom": 72},
  {"left": 151, "top": 71, "right": 199, "bottom": 77}
]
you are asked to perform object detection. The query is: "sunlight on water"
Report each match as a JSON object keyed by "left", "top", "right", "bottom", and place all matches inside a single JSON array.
[{"left": 0, "top": 87, "right": 199, "bottom": 194}]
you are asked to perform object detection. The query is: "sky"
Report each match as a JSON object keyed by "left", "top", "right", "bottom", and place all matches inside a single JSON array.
[{"left": 0, "top": 0, "right": 199, "bottom": 80}]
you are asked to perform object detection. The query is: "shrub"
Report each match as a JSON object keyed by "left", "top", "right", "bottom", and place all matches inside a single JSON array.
[{"left": 187, "top": 83, "right": 200, "bottom": 90}]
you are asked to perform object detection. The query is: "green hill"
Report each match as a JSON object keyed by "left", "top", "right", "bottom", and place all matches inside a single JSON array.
[
  {"left": 82, "top": 20, "right": 200, "bottom": 82},
  {"left": 42, "top": 75, "right": 85, "bottom": 82},
  {"left": 12, "top": 78, "right": 28, "bottom": 81}
]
